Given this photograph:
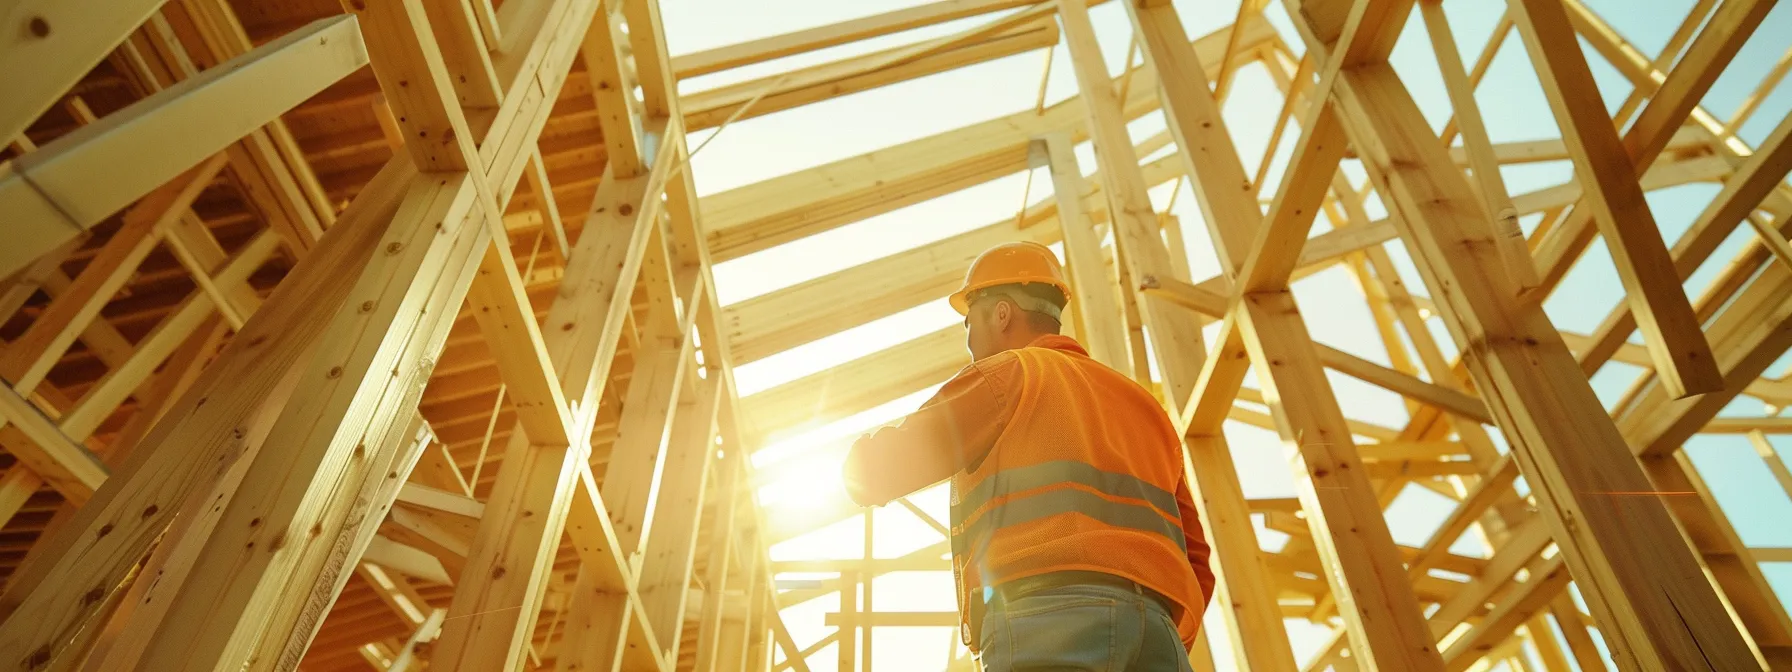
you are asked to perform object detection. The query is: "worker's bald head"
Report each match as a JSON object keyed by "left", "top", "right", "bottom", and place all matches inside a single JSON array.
[{"left": 964, "top": 283, "right": 1065, "bottom": 361}]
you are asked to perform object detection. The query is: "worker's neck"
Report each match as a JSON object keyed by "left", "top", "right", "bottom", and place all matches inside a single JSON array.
[{"left": 999, "top": 329, "right": 1055, "bottom": 352}]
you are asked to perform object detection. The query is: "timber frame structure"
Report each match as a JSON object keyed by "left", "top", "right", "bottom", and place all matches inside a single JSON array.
[{"left": 0, "top": 0, "right": 1789, "bottom": 670}]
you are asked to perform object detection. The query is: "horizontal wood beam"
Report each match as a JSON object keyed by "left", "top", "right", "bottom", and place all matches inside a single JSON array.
[
  {"left": 697, "top": 15, "right": 1273, "bottom": 262},
  {"left": 1145, "top": 276, "right": 1491, "bottom": 424},
  {"left": 741, "top": 326, "right": 967, "bottom": 441},
  {"left": 0, "top": 0, "right": 168, "bottom": 142},
  {"left": 670, "top": 0, "right": 1041, "bottom": 78},
  {"left": 0, "top": 385, "right": 107, "bottom": 503},
  {"left": 0, "top": 15, "right": 368, "bottom": 278},
  {"left": 683, "top": 18, "right": 1058, "bottom": 132},
  {"left": 721, "top": 143, "right": 1180, "bottom": 365}
]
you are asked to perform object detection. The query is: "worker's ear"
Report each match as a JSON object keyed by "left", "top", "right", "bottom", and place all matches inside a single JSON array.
[{"left": 994, "top": 299, "right": 1015, "bottom": 332}]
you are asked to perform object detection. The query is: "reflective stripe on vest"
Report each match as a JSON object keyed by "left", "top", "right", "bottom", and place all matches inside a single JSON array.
[{"left": 950, "top": 460, "right": 1186, "bottom": 556}]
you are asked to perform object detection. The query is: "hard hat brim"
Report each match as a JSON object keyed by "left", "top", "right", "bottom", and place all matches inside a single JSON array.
[{"left": 950, "top": 278, "right": 1070, "bottom": 317}]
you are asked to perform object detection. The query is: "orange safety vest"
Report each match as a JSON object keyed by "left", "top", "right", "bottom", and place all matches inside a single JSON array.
[{"left": 949, "top": 339, "right": 1207, "bottom": 651}]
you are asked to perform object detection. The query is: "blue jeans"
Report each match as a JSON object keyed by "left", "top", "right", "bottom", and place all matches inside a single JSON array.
[{"left": 976, "top": 583, "right": 1194, "bottom": 671}]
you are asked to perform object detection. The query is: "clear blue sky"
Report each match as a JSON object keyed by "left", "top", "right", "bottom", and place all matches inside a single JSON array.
[{"left": 660, "top": 1, "right": 1792, "bottom": 669}]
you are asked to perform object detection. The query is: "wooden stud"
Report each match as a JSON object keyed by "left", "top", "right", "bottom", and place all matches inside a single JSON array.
[
  {"left": 437, "top": 127, "right": 678, "bottom": 670},
  {"left": 1418, "top": 0, "right": 1535, "bottom": 294},
  {"left": 1530, "top": 0, "right": 1778, "bottom": 297},
  {"left": 1036, "top": 133, "right": 1129, "bottom": 371},
  {"left": 418, "top": 0, "right": 503, "bottom": 109},
  {"left": 126, "top": 174, "right": 489, "bottom": 672},
  {"left": 1287, "top": 0, "right": 1756, "bottom": 660},
  {"left": 347, "top": 0, "right": 481, "bottom": 174},
  {"left": 580, "top": 2, "right": 643, "bottom": 179},
  {"left": 0, "top": 154, "right": 423, "bottom": 669},
  {"left": 1509, "top": 0, "right": 1720, "bottom": 398},
  {"left": 1574, "top": 111, "right": 1792, "bottom": 377}
]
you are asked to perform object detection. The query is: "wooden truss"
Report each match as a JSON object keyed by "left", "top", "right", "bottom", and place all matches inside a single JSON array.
[{"left": 0, "top": 0, "right": 1789, "bottom": 670}]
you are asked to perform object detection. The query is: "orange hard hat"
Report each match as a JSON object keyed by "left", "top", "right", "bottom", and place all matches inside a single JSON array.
[{"left": 949, "top": 241, "right": 1072, "bottom": 316}]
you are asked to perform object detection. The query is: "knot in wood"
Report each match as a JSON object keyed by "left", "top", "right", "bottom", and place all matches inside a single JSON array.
[{"left": 26, "top": 645, "right": 51, "bottom": 670}]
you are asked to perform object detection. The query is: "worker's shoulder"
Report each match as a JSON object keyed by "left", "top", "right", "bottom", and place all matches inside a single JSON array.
[{"left": 965, "top": 349, "right": 1024, "bottom": 382}]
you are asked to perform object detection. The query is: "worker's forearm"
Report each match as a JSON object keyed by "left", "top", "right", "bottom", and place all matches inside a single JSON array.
[
  {"left": 841, "top": 361, "right": 1005, "bottom": 507},
  {"left": 843, "top": 430, "right": 949, "bottom": 506}
]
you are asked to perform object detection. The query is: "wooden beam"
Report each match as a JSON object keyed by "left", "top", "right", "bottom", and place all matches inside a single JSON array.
[
  {"left": 697, "top": 17, "right": 1272, "bottom": 263},
  {"left": 0, "top": 386, "right": 107, "bottom": 503},
  {"left": 1575, "top": 110, "right": 1792, "bottom": 378},
  {"left": 723, "top": 145, "right": 1181, "bottom": 365},
  {"left": 0, "top": 153, "right": 420, "bottom": 671},
  {"left": 126, "top": 173, "right": 490, "bottom": 672},
  {"left": 348, "top": 0, "right": 482, "bottom": 173},
  {"left": 1531, "top": 0, "right": 1778, "bottom": 298},
  {"left": 57, "top": 230, "right": 281, "bottom": 440},
  {"left": 682, "top": 18, "right": 1058, "bottom": 132},
  {"left": 235, "top": 416, "right": 441, "bottom": 668},
  {"left": 671, "top": 0, "right": 1039, "bottom": 77},
  {"left": 1509, "top": 0, "right": 1720, "bottom": 398},
  {"left": 1, "top": 216, "right": 157, "bottom": 395},
  {"left": 637, "top": 379, "right": 722, "bottom": 660},
  {"left": 1290, "top": 0, "right": 1755, "bottom": 659},
  {"left": 436, "top": 128, "right": 678, "bottom": 671},
  {"left": 1441, "top": 557, "right": 1571, "bottom": 671},
  {"left": 395, "top": 482, "right": 485, "bottom": 521},
  {"left": 602, "top": 277, "right": 700, "bottom": 556},
  {"left": 0, "top": 0, "right": 168, "bottom": 142},
  {"left": 742, "top": 326, "right": 967, "bottom": 441},
  {"left": 465, "top": 232, "right": 575, "bottom": 447},
  {"left": 363, "top": 535, "right": 455, "bottom": 585},
  {"left": 419, "top": 0, "right": 502, "bottom": 109},
  {"left": 694, "top": 460, "right": 742, "bottom": 672},
  {"left": 1617, "top": 263, "right": 1792, "bottom": 456},
  {"left": 1419, "top": 0, "right": 1535, "bottom": 293},
  {"left": 1142, "top": 275, "right": 1491, "bottom": 424},
  {"left": 579, "top": 1, "right": 643, "bottom": 178},
  {"left": 1036, "top": 133, "right": 1128, "bottom": 370},
  {"left": 1634, "top": 446, "right": 1792, "bottom": 668},
  {"left": 0, "top": 16, "right": 367, "bottom": 277},
  {"left": 122, "top": 3, "right": 335, "bottom": 249}
]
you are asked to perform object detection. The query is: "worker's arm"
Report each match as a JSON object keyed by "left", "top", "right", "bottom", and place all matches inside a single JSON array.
[
  {"left": 841, "top": 357, "right": 1015, "bottom": 507},
  {"left": 1176, "top": 476, "right": 1217, "bottom": 619}
]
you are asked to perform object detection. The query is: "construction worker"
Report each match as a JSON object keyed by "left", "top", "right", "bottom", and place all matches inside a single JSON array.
[{"left": 842, "top": 241, "right": 1214, "bottom": 670}]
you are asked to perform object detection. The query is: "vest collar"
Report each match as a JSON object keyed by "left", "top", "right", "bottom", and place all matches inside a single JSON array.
[{"left": 1025, "top": 334, "right": 1088, "bottom": 356}]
